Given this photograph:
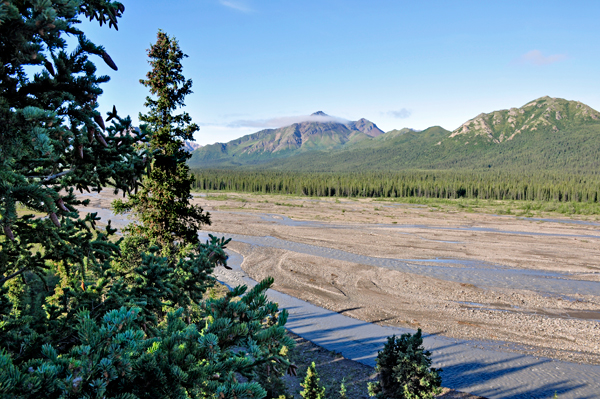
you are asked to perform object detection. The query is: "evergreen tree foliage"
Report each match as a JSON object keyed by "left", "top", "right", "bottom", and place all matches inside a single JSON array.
[
  {"left": 253, "top": 330, "right": 292, "bottom": 399},
  {"left": 110, "top": 29, "right": 220, "bottom": 327},
  {"left": 1, "top": 5, "right": 295, "bottom": 399},
  {"left": 0, "top": 279, "right": 296, "bottom": 398},
  {"left": 368, "top": 330, "right": 441, "bottom": 399},
  {"left": 113, "top": 30, "right": 209, "bottom": 258},
  {"left": 191, "top": 168, "right": 600, "bottom": 205},
  {"left": 339, "top": 378, "right": 347, "bottom": 399},
  {"left": 0, "top": 0, "right": 147, "bottom": 369},
  {"left": 300, "top": 362, "right": 326, "bottom": 399}
]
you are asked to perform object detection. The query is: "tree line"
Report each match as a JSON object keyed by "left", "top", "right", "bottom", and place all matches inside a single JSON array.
[{"left": 191, "top": 169, "right": 600, "bottom": 203}]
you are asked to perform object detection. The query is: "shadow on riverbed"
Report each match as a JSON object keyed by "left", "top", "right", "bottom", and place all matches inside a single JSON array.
[
  {"left": 439, "top": 354, "right": 590, "bottom": 399},
  {"left": 283, "top": 305, "right": 596, "bottom": 399}
]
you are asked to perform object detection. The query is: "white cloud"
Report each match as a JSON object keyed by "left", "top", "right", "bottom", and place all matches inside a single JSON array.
[
  {"left": 219, "top": 0, "right": 253, "bottom": 13},
  {"left": 517, "top": 50, "right": 567, "bottom": 66},
  {"left": 386, "top": 108, "right": 412, "bottom": 119},
  {"left": 194, "top": 125, "right": 256, "bottom": 146},
  {"left": 229, "top": 113, "right": 348, "bottom": 128}
]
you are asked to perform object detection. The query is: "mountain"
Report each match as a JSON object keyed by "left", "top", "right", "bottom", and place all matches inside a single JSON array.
[
  {"left": 257, "top": 126, "right": 452, "bottom": 172},
  {"left": 261, "top": 97, "right": 600, "bottom": 172},
  {"left": 448, "top": 96, "right": 600, "bottom": 144},
  {"left": 188, "top": 97, "right": 600, "bottom": 173},
  {"left": 188, "top": 113, "right": 384, "bottom": 167},
  {"left": 183, "top": 141, "right": 201, "bottom": 152}
]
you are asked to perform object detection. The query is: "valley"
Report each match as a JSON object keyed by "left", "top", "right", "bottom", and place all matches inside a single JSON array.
[
  {"left": 81, "top": 190, "right": 600, "bottom": 364},
  {"left": 78, "top": 189, "right": 600, "bottom": 398},
  {"left": 79, "top": 94, "right": 600, "bottom": 396},
  {"left": 198, "top": 194, "right": 600, "bottom": 363}
]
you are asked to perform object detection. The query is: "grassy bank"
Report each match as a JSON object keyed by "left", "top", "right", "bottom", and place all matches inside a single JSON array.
[{"left": 196, "top": 190, "right": 600, "bottom": 219}]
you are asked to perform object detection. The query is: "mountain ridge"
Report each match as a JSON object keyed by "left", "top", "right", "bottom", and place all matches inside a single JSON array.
[
  {"left": 189, "top": 97, "right": 600, "bottom": 172},
  {"left": 448, "top": 96, "right": 600, "bottom": 144},
  {"left": 189, "top": 114, "right": 384, "bottom": 167}
]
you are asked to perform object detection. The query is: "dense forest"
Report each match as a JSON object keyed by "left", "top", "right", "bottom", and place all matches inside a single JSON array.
[{"left": 191, "top": 169, "right": 600, "bottom": 203}]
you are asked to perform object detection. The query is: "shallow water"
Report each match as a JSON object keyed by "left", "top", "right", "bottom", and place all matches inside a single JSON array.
[
  {"left": 382, "top": 203, "right": 428, "bottom": 208},
  {"left": 257, "top": 212, "right": 600, "bottom": 240},
  {"left": 516, "top": 217, "right": 600, "bottom": 226},
  {"left": 200, "top": 231, "right": 600, "bottom": 297},
  {"left": 77, "top": 207, "right": 600, "bottom": 297},
  {"left": 215, "top": 246, "right": 600, "bottom": 399},
  {"left": 81, "top": 207, "right": 135, "bottom": 228}
]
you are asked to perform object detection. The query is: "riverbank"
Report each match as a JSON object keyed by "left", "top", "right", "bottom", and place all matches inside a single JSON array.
[
  {"left": 76, "top": 189, "right": 600, "bottom": 397},
  {"left": 194, "top": 192, "right": 600, "bottom": 365},
  {"left": 80, "top": 190, "right": 600, "bottom": 364}
]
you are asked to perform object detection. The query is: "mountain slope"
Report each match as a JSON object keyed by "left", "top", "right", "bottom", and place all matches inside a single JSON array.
[
  {"left": 448, "top": 96, "right": 600, "bottom": 144},
  {"left": 193, "top": 97, "right": 600, "bottom": 173},
  {"left": 272, "top": 98, "right": 600, "bottom": 172},
  {"left": 256, "top": 126, "right": 452, "bottom": 172},
  {"left": 183, "top": 141, "right": 201, "bottom": 152},
  {"left": 189, "top": 113, "right": 384, "bottom": 167}
]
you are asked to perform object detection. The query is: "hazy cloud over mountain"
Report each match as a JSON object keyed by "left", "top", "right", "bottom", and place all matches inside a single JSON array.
[
  {"left": 229, "top": 113, "right": 348, "bottom": 128},
  {"left": 517, "top": 50, "right": 567, "bottom": 66}
]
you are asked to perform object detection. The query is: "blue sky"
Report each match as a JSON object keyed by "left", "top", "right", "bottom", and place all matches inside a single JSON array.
[{"left": 84, "top": 0, "right": 600, "bottom": 145}]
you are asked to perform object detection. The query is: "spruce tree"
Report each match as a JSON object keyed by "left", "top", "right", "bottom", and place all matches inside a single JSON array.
[
  {"left": 1, "top": 4, "right": 296, "bottom": 398},
  {"left": 368, "top": 330, "right": 442, "bottom": 399},
  {"left": 111, "top": 30, "right": 219, "bottom": 321},
  {"left": 113, "top": 30, "right": 209, "bottom": 259},
  {"left": 0, "top": 0, "right": 148, "bottom": 355}
]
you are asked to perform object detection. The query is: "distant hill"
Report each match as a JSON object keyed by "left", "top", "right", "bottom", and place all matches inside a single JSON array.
[
  {"left": 188, "top": 112, "right": 384, "bottom": 167},
  {"left": 183, "top": 141, "right": 201, "bottom": 152},
  {"left": 189, "top": 97, "right": 600, "bottom": 173},
  {"left": 448, "top": 96, "right": 600, "bottom": 144}
]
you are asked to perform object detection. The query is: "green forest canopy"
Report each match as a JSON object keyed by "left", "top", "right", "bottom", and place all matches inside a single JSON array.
[{"left": 191, "top": 169, "right": 600, "bottom": 203}]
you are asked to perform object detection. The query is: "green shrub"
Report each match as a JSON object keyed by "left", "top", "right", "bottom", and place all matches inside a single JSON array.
[
  {"left": 339, "top": 378, "right": 347, "bottom": 399},
  {"left": 368, "top": 329, "right": 441, "bottom": 399},
  {"left": 301, "top": 362, "right": 326, "bottom": 399}
]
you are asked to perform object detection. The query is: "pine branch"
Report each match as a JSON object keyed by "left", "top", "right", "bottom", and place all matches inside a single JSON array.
[
  {"left": 0, "top": 267, "right": 28, "bottom": 286},
  {"left": 28, "top": 168, "right": 77, "bottom": 183},
  {"left": 44, "top": 169, "right": 75, "bottom": 182}
]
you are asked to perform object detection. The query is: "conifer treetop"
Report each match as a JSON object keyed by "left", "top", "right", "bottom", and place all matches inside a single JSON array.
[
  {"left": 140, "top": 29, "right": 199, "bottom": 147},
  {"left": 301, "top": 362, "right": 326, "bottom": 399},
  {"left": 114, "top": 30, "right": 209, "bottom": 256}
]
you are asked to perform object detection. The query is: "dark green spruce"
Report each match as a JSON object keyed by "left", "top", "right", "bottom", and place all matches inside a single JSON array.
[
  {"left": 0, "top": 4, "right": 295, "bottom": 398},
  {"left": 368, "top": 330, "right": 442, "bottom": 399},
  {"left": 191, "top": 169, "right": 600, "bottom": 204},
  {"left": 113, "top": 30, "right": 209, "bottom": 259}
]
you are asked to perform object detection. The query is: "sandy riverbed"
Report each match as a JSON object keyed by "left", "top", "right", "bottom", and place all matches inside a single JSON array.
[{"left": 82, "top": 191, "right": 600, "bottom": 365}]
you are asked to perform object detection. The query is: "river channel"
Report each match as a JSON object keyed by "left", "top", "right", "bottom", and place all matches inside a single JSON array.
[{"left": 78, "top": 196, "right": 600, "bottom": 398}]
